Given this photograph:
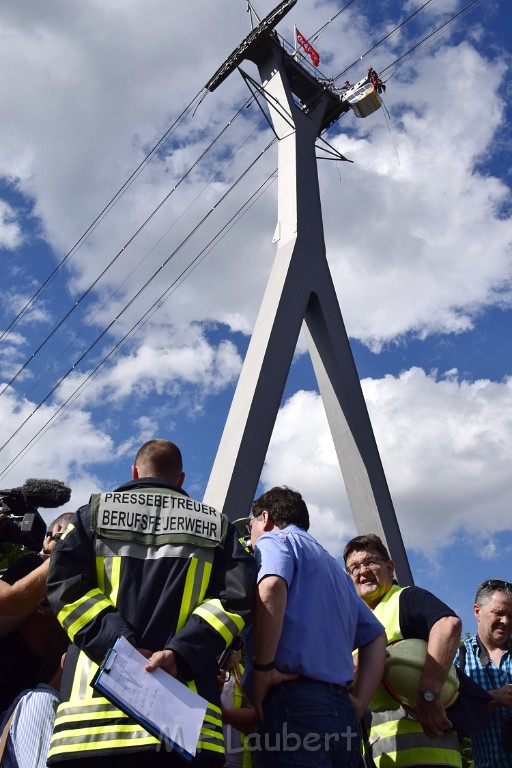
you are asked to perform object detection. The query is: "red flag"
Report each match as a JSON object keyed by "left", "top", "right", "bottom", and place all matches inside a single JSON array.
[{"left": 295, "top": 27, "right": 320, "bottom": 67}]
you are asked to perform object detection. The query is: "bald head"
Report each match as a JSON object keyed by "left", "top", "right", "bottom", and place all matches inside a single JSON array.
[
  {"left": 132, "top": 440, "right": 184, "bottom": 486},
  {"left": 49, "top": 512, "right": 75, "bottom": 530}
]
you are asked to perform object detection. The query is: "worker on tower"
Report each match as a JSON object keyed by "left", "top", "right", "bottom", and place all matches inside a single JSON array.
[{"left": 368, "top": 67, "right": 386, "bottom": 94}]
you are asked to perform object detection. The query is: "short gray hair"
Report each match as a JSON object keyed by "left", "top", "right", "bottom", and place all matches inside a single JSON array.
[{"left": 475, "top": 579, "right": 512, "bottom": 607}]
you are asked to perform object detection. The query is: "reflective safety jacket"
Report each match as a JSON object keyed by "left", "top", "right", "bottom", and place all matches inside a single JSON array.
[
  {"left": 46, "top": 478, "right": 256, "bottom": 765},
  {"left": 365, "top": 585, "right": 462, "bottom": 768}
]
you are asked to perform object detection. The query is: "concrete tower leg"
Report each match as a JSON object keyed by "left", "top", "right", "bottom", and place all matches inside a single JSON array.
[{"left": 204, "top": 35, "right": 412, "bottom": 584}]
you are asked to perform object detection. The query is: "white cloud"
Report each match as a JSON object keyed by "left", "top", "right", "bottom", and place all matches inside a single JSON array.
[
  {"left": 0, "top": 382, "right": 113, "bottom": 507},
  {"left": 54, "top": 323, "right": 242, "bottom": 409},
  {"left": 263, "top": 369, "right": 512, "bottom": 557},
  {"left": 0, "top": 200, "right": 22, "bottom": 249},
  {"left": 0, "top": 0, "right": 509, "bottom": 368},
  {"left": 323, "top": 43, "right": 511, "bottom": 349}
]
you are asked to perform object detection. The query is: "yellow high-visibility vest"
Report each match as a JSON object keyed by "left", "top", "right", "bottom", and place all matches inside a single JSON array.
[{"left": 364, "top": 585, "right": 462, "bottom": 768}]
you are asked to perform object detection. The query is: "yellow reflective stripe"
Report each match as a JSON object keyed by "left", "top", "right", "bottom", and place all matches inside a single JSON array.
[
  {"left": 177, "top": 557, "right": 199, "bottom": 631},
  {"left": 205, "top": 712, "right": 223, "bottom": 727},
  {"left": 109, "top": 556, "right": 121, "bottom": 605},
  {"left": 54, "top": 708, "right": 128, "bottom": 725},
  {"left": 205, "top": 702, "right": 222, "bottom": 721},
  {"left": 70, "top": 651, "right": 94, "bottom": 700},
  {"left": 176, "top": 557, "right": 213, "bottom": 631},
  {"left": 199, "top": 560, "right": 212, "bottom": 601},
  {"left": 96, "top": 556, "right": 106, "bottom": 594},
  {"left": 59, "top": 589, "right": 113, "bottom": 641},
  {"left": 95, "top": 556, "right": 121, "bottom": 606},
  {"left": 369, "top": 715, "right": 461, "bottom": 767},
  {"left": 376, "top": 719, "right": 424, "bottom": 736},
  {"left": 59, "top": 523, "right": 74, "bottom": 541},
  {"left": 372, "top": 585, "right": 404, "bottom": 643},
  {"left": 193, "top": 598, "right": 244, "bottom": 644},
  {"left": 374, "top": 748, "right": 461, "bottom": 768},
  {"left": 198, "top": 739, "right": 225, "bottom": 753},
  {"left": 49, "top": 725, "right": 158, "bottom": 757},
  {"left": 52, "top": 724, "right": 152, "bottom": 738}
]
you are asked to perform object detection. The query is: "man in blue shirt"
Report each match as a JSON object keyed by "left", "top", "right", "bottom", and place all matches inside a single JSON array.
[
  {"left": 455, "top": 579, "right": 512, "bottom": 768},
  {"left": 249, "top": 486, "right": 386, "bottom": 768}
]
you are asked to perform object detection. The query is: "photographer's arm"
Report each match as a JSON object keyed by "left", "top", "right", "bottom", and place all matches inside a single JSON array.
[{"left": 0, "top": 557, "right": 49, "bottom": 616}]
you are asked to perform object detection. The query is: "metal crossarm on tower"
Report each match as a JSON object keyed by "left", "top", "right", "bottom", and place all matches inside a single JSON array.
[{"left": 203, "top": 1, "right": 413, "bottom": 585}]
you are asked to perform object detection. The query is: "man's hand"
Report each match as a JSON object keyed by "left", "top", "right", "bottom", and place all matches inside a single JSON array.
[
  {"left": 416, "top": 615, "right": 461, "bottom": 737},
  {"left": 143, "top": 649, "right": 178, "bottom": 677},
  {"left": 349, "top": 693, "right": 366, "bottom": 721},
  {"left": 415, "top": 697, "right": 453, "bottom": 738},
  {"left": 253, "top": 668, "right": 299, "bottom": 721}
]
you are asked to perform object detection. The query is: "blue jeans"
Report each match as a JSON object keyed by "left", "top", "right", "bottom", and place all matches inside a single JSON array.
[{"left": 253, "top": 678, "right": 361, "bottom": 768}]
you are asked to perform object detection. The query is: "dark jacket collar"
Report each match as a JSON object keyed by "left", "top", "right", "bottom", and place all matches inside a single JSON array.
[{"left": 115, "top": 478, "right": 188, "bottom": 497}]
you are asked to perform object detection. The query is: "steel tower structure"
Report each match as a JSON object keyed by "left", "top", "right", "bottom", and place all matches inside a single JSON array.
[{"left": 203, "top": 0, "right": 413, "bottom": 584}]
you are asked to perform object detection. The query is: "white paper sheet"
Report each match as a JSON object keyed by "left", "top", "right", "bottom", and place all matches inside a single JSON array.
[{"left": 93, "top": 635, "right": 208, "bottom": 760}]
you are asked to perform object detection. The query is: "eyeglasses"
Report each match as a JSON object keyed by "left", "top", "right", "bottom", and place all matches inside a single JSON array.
[
  {"left": 245, "top": 515, "right": 264, "bottom": 535},
  {"left": 346, "top": 557, "right": 388, "bottom": 577}
]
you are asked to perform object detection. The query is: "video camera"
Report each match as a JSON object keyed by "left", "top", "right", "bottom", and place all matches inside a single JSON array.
[{"left": 0, "top": 479, "right": 71, "bottom": 551}]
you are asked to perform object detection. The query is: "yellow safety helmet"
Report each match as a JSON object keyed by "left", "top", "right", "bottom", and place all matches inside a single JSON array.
[{"left": 383, "top": 638, "right": 459, "bottom": 710}]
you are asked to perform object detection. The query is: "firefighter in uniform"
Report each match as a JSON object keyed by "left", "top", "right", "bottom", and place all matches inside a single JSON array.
[
  {"left": 344, "top": 533, "right": 462, "bottom": 768},
  {"left": 46, "top": 439, "right": 256, "bottom": 768}
]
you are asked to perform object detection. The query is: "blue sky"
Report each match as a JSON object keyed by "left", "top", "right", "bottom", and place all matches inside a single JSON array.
[{"left": 0, "top": 0, "right": 511, "bottom": 635}]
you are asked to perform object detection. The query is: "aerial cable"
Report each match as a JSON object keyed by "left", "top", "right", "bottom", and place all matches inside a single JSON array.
[
  {"left": 381, "top": 102, "right": 400, "bottom": 166},
  {"left": 0, "top": 167, "right": 277, "bottom": 479},
  {"left": 332, "top": 0, "right": 439, "bottom": 82},
  {"left": 0, "top": 105, "right": 267, "bottom": 434},
  {"left": 308, "top": 0, "right": 360, "bottom": 45},
  {"left": 247, "top": 1, "right": 262, "bottom": 29},
  {"left": 0, "top": 94, "right": 257, "bottom": 400},
  {"left": 0, "top": 137, "right": 277, "bottom": 464},
  {"left": 379, "top": 0, "right": 490, "bottom": 78},
  {"left": 110, "top": 172, "right": 277, "bottom": 366},
  {"left": 0, "top": 169, "right": 277, "bottom": 479},
  {"left": 0, "top": 87, "right": 207, "bottom": 348}
]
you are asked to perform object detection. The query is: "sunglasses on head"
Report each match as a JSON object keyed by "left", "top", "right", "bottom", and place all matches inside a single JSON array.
[{"left": 482, "top": 579, "right": 512, "bottom": 591}]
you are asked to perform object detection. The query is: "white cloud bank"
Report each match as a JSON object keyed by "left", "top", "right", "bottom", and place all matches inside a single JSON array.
[
  {"left": 0, "top": 200, "right": 22, "bottom": 250},
  {"left": 0, "top": 1, "right": 510, "bottom": 358},
  {"left": 263, "top": 368, "right": 512, "bottom": 556}
]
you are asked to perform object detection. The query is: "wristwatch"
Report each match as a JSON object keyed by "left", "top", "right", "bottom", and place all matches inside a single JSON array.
[
  {"left": 420, "top": 689, "right": 440, "bottom": 703},
  {"left": 252, "top": 659, "right": 275, "bottom": 672}
]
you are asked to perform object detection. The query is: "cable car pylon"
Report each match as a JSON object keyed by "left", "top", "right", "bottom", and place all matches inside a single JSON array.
[{"left": 203, "top": 0, "right": 413, "bottom": 585}]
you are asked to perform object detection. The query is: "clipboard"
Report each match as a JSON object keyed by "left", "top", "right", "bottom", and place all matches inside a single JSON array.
[{"left": 92, "top": 635, "right": 208, "bottom": 760}]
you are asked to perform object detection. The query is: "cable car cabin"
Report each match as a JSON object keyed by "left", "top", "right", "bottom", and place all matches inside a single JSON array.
[{"left": 342, "top": 79, "right": 382, "bottom": 119}]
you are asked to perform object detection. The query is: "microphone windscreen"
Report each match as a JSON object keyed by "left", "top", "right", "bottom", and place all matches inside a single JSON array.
[{"left": 22, "top": 478, "right": 72, "bottom": 508}]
